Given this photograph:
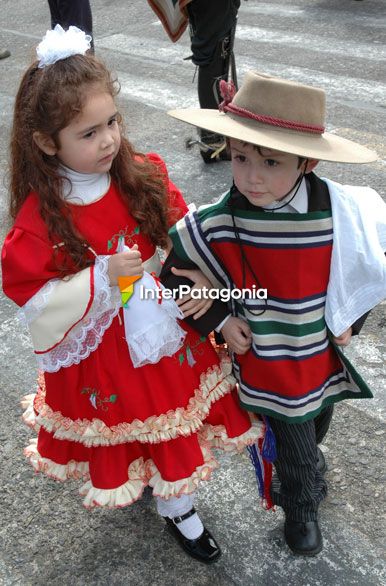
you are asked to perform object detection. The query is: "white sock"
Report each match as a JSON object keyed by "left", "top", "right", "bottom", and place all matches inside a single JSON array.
[
  {"left": 155, "top": 493, "right": 204, "bottom": 540},
  {"left": 174, "top": 512, "right": 204, "bottom": 540}
]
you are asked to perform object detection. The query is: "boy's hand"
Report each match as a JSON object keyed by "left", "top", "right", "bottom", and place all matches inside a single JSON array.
[
  {"left": 108, "top": 244, "right": 143, "bottom": 285},
  {"left": 171, "top": 266, "right": 214, "bottom": 320},
  {"left": 221, "top": 316, "right": 252, "bottom": 355},
  {"left": 333, "top": 327, "right": 352, "bottom": 347}
]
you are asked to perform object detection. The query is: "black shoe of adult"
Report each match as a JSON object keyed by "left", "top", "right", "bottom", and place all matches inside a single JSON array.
[
  {"left": 198, "top": 131, "right": 231, "bottom": 164},
  {"left": 316, "top": 447, "right": 327, "bottom": 474},
  {"left": 199, "top": 142, "right": 231, "bottom": 164},
  {"left": 284, "top": 519, "right": 323, "bottom": 556},
  {"left": 164, "top": 508, "right": 221, "bottom": 564}
]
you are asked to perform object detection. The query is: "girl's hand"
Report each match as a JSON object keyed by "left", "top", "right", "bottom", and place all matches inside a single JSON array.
[
  {"left": 221, "top": 316, "right": 252, "bottom": 355},
  {"left": 171, "top": 266, "right": 214, "bottom": 320},
  {"left": 108, "top": 244, "right": 143, "bottom": 285},
  {"left": 333, "top": 327, "right": 352, "bottom": 347}
]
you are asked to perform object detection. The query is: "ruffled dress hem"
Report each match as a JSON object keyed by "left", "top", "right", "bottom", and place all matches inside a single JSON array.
[
  {"left": 22, "top": 360, "right": 241, "bottom": 447},
  {"left": 24, "top": 425, "right": 261, "bottom": 509}
]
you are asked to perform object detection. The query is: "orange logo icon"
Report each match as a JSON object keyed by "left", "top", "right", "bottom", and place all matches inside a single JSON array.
[{"left": 118, "top": 275, "right": 142, "bottom": 307}]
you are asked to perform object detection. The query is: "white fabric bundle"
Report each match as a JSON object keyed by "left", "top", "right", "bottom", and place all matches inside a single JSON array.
[
  {"left": 118, "top": 241, "right": 186, "bottom": 368},
  {"left": 324, "top": 179, "right": 386, "bottom": 336}
]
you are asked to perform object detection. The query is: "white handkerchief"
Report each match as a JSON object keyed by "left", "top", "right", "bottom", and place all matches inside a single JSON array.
[{"left": 117, "top": 239, "right": 186, "bottom": 367}]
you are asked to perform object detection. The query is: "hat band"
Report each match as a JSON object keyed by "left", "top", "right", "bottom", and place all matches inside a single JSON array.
[
  {"left": 218, "top": 82, "right": 324, "bottom": 135},
  {"left": 223, "top": 102, "right": 325, "bottom": 135}
]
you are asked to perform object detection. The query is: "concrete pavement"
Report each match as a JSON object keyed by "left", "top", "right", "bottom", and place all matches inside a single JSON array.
[{"left": 0, "top": 1, "right": 385, "bottom": 584}]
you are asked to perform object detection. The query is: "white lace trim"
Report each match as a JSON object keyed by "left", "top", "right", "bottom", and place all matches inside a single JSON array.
[
  {"left": 17, "top": 279, "right": 61, "bottom": 327},
  {"left": 35, "top": 256, "right": 121, "bottom": 372},
  {"left": 127, "top": 301, "right": 186, "bottom": 368}
]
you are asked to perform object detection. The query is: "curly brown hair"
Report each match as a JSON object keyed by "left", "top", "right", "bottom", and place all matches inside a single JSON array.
[{"left": 9, "top": 53, "right": 171, "bottom": 272}]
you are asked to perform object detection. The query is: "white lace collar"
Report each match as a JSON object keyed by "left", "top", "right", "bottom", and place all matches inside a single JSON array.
[{"left": 60, "top": 165, "right": 110, "bottom": 205}]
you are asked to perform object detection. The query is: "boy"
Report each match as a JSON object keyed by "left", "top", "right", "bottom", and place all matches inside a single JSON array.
[{"left": 160, "top": 71, "right": 386, "bottom": 555}]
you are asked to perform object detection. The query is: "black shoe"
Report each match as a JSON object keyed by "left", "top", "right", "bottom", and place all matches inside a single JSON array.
[
  {"left": 164, "top": 508, "right": 221, "bottom": 564},
  {"left": 284, "top": 519, "right": 323, "bottom": 556},
  {"left": 199, "top": 142, "right": 231, "bottom": 164},
  {"left": 316, "top": 447, "right": 327, "bottom": 475},
  {"left": 198, "top": 131, "right": 231, "bottom": 164},
  {"left": 185, "top": 134, "right": 231, "bottom": 164}
]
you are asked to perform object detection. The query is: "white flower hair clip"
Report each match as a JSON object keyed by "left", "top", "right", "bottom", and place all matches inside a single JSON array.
[{"left": 37, "top": 24, "right": 92, "bottom": 68}]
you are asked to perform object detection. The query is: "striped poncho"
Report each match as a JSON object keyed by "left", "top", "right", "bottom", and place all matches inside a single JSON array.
[{"left": 169, "top": 190, "right": 372, "bottom": 423}]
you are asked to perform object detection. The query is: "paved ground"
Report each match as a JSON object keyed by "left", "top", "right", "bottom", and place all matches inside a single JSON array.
[{"left": 0, "top": 1, "right": 385, "bottom": 585}]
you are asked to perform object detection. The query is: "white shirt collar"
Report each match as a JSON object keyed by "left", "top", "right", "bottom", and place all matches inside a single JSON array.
[
  {"left": 263, "top": 178, "right": 308, "bottom": 213},
  {"left": 60, "top": 165, "right": 110, "bottom": 205}
]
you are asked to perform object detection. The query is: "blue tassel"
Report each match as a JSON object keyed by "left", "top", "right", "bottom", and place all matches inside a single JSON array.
[
  {"left": 247, "top": 443, "right": 264, "bottom": 499},
  {"left": 261, "top": 415, "right": 277, "bottom": 463}
]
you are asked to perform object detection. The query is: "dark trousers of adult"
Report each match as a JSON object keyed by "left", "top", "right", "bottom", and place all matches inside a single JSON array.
[
  {"left": 187, "top": 0, "right": 240, "bottom": 109},
  {"left": 48, "top": 0, "right": 93, "bottom": 46},
  {"left": 268, "top": 405, "right": 334, "bottom": 522}
]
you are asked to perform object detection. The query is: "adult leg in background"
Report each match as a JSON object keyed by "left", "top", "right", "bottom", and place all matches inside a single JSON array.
[
  {"left": 186, "top": 0, "right": 240, "bottom": 162},
  {"left": 47, "top": 0, "right": 94, "bottom": 50}
]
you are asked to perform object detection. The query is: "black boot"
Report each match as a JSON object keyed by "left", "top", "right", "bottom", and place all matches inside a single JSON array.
[
  {"left": 196, "top": 131, "right": 230, "bottom": 163},
  {"left": 163, "top": 507, "right": 221, "bottom": 563},
  {"left": 284, "top": 519, "right": 323, "bottom": 556}
]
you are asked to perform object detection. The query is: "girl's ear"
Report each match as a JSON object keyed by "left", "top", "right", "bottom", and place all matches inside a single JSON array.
[
  {"left": 304, "top": 158, "right": 319, "bottom": 173},
  {"left": 33, "top": 132, "right": 57, "bottom": 156}
]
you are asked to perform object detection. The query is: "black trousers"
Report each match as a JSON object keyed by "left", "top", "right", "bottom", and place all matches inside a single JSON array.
[
  {"left": 186, "top": 0, "right": 240, "bottom": 136},
  {"left": 48, "top": 0, "right": 93, "bottom": 39},
  {"left": 268, "top": 405, "right": 334, "bottom": 522},
  {"left": 187, "top": 0, "right": 240, "bottom": 67}
]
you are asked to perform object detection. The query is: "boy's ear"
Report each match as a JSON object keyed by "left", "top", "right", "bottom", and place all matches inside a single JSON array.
[
  {"left": 33, "top": 132, "right": 57, "bottom": 156},
  {"left": 304, "top": 158, "right": 319, "bottom": 173}
]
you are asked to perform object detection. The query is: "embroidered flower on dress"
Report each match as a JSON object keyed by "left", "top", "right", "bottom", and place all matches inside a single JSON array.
[
  {"left": 107, "top": 226, "right": 140, "bottom": 251},
  {"left": 178, "top": 336, "right": 206, "bottom": 366},
  {"left": 81, "top": 387, "right": 117, "bottom": 411}
]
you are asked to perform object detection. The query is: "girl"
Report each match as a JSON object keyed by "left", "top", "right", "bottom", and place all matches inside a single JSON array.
[{"left": 1, "top": 26, "right": 261, "bottom": 564}]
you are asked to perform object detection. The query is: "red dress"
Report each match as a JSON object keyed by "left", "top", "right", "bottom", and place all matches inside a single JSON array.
[{"left": 2, "top": 155, "right": 260, "bottom": 508}]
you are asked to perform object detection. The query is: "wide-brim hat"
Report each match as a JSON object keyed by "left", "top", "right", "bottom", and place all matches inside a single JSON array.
[{"left": 168, "top": 71, "right": 378, "bottom": 163}]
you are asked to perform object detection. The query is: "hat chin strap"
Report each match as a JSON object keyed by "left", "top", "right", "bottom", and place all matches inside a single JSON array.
[{"left": 260, "top": 162, "right": 307, "bottom": 212}]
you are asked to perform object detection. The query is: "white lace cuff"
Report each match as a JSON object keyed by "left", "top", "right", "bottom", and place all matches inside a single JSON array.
[{"left": 32, "top": 256, "right": 120, "bottom": 372}]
